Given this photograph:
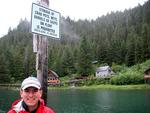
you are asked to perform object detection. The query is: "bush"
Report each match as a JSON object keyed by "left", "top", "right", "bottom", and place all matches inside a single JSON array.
[
  {"left": 111, "top": 63, "right": 127, "bottom": 73},
  {"left": 110, "top": 70, "right": 144, "bottom": 85}
]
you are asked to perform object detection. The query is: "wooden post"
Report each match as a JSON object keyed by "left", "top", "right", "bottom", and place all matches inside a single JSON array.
[
  {"left": 36, "top": 0, "right": 49, "bottom": 105},
  {"left": 37, "top": 35, "right": 48, "bottom": 105}
]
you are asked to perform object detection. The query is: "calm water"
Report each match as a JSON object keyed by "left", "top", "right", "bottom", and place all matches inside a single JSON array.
[{"left": 0, "top": 88, "right": 150, "bottom": 113}]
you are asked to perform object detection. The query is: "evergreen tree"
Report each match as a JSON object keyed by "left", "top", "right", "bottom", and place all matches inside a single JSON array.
[
  {"left": 61, "top": 46, "right": 75, "bottom": 76},
  {"left": 0, "top": 53, "right": 11, "bottom": 83},
  {"left": 141, "top": 23, "right": 150, "bottom": 61},
  {"left": 125, "top": 32, "right": 136, "bottom": 66},
  {"left": 77, "top": 36, "right": 93, "bottom": 76}
]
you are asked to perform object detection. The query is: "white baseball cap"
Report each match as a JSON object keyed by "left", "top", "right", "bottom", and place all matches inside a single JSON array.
[{"left": 21, "top": 77, "right": 41, "bottom": 90}]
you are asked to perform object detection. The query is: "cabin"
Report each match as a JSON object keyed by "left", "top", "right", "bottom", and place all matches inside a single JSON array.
[
  {"left": 47, "top": 70, "right": 60, "bottom": 85},
  {"left": 144, "top": 68, "right": 150, "bottom": 84},
  {"left": 95, "top": 66, "right": 114, "bottom": 78}
]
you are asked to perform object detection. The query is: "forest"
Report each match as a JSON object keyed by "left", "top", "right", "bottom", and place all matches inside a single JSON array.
[{"left": 0, "top": 0, "right": 150, "bottom": 83}]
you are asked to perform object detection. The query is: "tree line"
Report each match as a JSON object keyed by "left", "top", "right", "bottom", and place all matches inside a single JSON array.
[{"left": 0, "top": 0, "right": 150, "bottom": 83}]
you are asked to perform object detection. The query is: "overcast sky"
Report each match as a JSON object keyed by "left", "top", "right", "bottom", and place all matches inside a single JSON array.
[{"left": 0, "top": 0, "right": 148, "bottom": 37}]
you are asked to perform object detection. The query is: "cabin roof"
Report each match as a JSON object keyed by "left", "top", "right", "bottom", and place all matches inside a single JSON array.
[
  {"left": 96, "top": 66, "right": 110, "bottom": 72},
  {"left": 144, "top": 68, "right": 150, "bottom": 74},
  {"left": 48, "top": 70, "right": 59, "bottom": 78}
]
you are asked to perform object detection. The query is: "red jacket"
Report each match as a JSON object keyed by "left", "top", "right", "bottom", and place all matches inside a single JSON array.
[{"left": 8, "top": 99, "right": 55, "bottom": 113}]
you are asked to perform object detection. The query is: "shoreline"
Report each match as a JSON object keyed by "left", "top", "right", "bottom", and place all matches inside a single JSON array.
[
  {"left": 48, "top": 84, "right": 150, "bottom": 90},
  {"left": 0, "top": 84, "right": 150, "bottom": 90}
]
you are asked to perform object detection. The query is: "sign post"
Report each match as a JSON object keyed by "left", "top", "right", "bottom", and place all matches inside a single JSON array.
[{"left": 31, "top": 0, "right": 60, "bottom": 105}]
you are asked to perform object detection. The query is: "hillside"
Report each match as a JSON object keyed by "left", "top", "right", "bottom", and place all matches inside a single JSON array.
[{"left": 0, "top": 0, "right": 150, "bottom": 83}]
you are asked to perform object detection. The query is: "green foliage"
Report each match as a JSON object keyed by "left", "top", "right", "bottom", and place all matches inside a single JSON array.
[
  {"left": 0, "top": 1, "right": 150, "bottom": 82},
  {"left": 0, "top": 52, "right": 11, "bottom": 83},
  {"left": 111, "top": 63, "right": 127, "bottom": 73},
  {"left": 110, "top": 59, "right": 150, "bottom": 85},
  {"left": 110, "top": 72, "right": 144, "bottom": 85},
  {"left": 60, "top": 46, "right": 76, "bottom": 76},
  {"left": 77, "top": 36, "right": 93, "bottom": 76}
]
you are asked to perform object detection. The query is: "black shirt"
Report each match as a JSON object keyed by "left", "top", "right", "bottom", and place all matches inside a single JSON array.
[{"left": 22, "top": 101, "right": 40, "bottom": 113}]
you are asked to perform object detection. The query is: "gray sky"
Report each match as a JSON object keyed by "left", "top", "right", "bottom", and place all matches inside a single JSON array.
[{"left": 0, "top": 0, "right": 148, "bottom": 37}]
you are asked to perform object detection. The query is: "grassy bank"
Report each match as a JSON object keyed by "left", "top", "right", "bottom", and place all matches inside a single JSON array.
[
  {"left": 0, "top": 84, "right": 150, "bottom": 90},
  {"left": 48, "top": 84, "right": 150, "bottom": 90}
]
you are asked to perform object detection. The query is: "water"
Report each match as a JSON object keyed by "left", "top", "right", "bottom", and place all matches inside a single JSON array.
[{"left": 0, "top": 88, "right": 150, "bottom": 113}]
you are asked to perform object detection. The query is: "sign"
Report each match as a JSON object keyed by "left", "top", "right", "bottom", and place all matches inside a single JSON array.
[{"left": 31, "top": 3, "right": 60, "bottom": 39}]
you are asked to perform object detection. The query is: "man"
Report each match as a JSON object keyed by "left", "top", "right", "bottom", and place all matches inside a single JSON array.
[{"left": 8, "top": 76, "right": 55, "bottom": 113}]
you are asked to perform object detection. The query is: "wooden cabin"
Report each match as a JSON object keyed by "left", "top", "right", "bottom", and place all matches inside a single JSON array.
[
  {"left": 144, "top": 68, "right": 150, "bottom": 83},
  {"left": 47, "top": 70, "right": 60, "bottom": 85}
]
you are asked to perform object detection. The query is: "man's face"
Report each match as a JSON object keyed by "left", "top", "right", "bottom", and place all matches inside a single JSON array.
[{"left": 20, "top": 87, "right": 42, "bottom": 107}]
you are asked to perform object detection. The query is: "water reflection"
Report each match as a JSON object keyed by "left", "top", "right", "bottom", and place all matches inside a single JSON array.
[
  {"left": 0, "top": 88, "right": 19, "bottom": 112},
  {"left": 47, "top": 89, "right": 150, "bottom": 113},
  {"left": 0, "top": 88, "right": 150, "bottom": 113}
]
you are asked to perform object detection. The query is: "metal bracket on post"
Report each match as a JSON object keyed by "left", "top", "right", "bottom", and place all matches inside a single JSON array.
[
  {"left": 33, "top": 34, "right": 38, "bottom": 53},
  {"left": 36, "top": 53, "right": 42, "bottom": 70}
]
